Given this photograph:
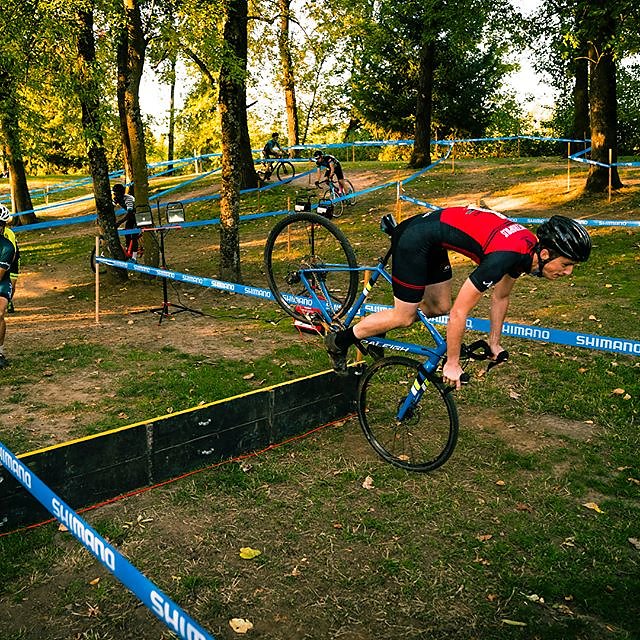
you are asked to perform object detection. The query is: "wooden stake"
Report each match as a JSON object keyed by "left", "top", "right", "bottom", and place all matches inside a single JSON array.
[
  {"left": 567, "top": 142, "right": 571, "bottom": 192},
  {"left": 94, "top": 235, "right": 100, "bottom": 324}
]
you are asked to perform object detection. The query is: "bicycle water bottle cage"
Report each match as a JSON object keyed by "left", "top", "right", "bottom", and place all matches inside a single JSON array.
[{"left": 380, "top": 214, "right": 398, "bottom": 236}]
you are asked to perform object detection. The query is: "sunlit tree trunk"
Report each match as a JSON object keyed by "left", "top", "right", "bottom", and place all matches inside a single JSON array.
[
  {"left": 277, "top": 0, "right": 299, "bottom": 155},
  {"left": 410, "top": 39, "right": 435, "bottom": 168},
  {"left": 116, "top": 36, "right": 135, "bottom": 185},
  {"left": 76, "top": 7, "right": 127, "bottom": 283},
  {"left": 168, "top": 56, "right": 176, "bottom": 172},
  {"left": 120, "top": 0, "right": 158, "bottom": 264}
]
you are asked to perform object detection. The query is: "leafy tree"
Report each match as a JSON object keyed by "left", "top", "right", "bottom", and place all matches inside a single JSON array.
[
  {"left": 345, "top": 0, "right": 519, "bottom": 166},
  {"left": 0, "top": 0, "right": 40, "bottom": 223},
  {"left": 73, "top": 4, "right": 127, "bottom": 283}
]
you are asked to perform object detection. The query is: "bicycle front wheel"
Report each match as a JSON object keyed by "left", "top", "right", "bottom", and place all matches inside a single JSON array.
[
  {"left": 323, "top": 188, "right": 345, "bottom": 218},
  {"left": 357, "top": 356, "right": 459, "bottom": 472},
  {"left": 276, "top": 161, "right": 296, "bottom": 181},
  {"left": 264, "top": 212, "right": 359, "bottom": 323}
]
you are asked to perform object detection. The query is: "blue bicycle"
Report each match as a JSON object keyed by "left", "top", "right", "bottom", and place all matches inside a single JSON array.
[{"left": 264, "top": 212, "right": 491, "bottom": 472}]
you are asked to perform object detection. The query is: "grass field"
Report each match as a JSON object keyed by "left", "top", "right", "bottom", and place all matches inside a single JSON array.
[{"left": 0, "top": 155, "right": 638, "bottom": 639}]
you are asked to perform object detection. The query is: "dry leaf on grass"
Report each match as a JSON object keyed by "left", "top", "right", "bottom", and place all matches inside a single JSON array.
[
  {"left": 611, "top": 388, "right": 625, "bottom": 395},
  {"left": 501, "top": 619, "right": 527, "bottom": 626},
  {"left": 476, "top": 534, "right": 493, "bottom": 542},
  {"left": 239, "top": 547, "right": 262, "bottom": 559},
  {"left": 582, "top": 502, "right": 603, "bottom": 513},
  {"left": 628, "top": 538, "right": 640, "bottom": 551},
  {"left": 243, "top": 373, "right": 255, "bottom": 380},
  {"left": 362, "top": 475, "right": 375, "bottom": 490},
  {"left": 229, "top": 618, "right": 254, "bottom": 634}
]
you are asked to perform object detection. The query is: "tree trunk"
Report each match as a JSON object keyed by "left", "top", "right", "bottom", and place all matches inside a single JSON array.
[
  {"left": 570, "top": 51, "right": 589, "bottom": 155},
  {"left": 122, "top": 0, "right": 158, "bottom": 264},
  {"left": 0, "top": 78, "right": 36, "bottom": 225},
  {"left": 585, "top": 34, "right": 622, "bottom": 191},
  {"left": 277, "top": 0, "right": 300, "bottom": 156},
  {"left": 76, "top": 8, "right": 127, "bottom": 283},
  {"left": 218, "top": 0, "right": 253, "bottom": 282},
  {"left": 116, "top": 36, "right": 135, "bottom": 185},
  {"left": 410, "top": 39, "right": 435, "bottom": 168},
  {"left": 168, "top": 56, "right": 176, "bottom": 172}
]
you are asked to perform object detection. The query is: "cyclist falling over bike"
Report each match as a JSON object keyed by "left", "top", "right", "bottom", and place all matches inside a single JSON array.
[{"left": 325, "top": 206, "right": 592, "bottom": 386}]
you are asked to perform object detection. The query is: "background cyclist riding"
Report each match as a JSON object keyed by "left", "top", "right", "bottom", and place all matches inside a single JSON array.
[
  {"left": 112, "top": 183, "right": 140, "bottom": 262},
  {"left": 313, "top": 150, "right": 349, "bottom": 197},
  {"left": 260, "top": 132, "right": 285, "bottom": 181},
  {"left": 326, "top": 208, "right": 592, "bottom": 387}
]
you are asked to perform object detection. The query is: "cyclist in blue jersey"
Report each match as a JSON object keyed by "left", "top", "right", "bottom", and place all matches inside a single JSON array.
[
  {"left": 313, "top": 150, "right": 349, "bottom": 196},
  {"left": 263, "top": 132, "right": 284, "bottom": 159},
  {"left": 0, "top": 205, "right": 17, "bottom": 368},
  {"left": 326, "top": 208, "right": 591, "bottom": 387}
]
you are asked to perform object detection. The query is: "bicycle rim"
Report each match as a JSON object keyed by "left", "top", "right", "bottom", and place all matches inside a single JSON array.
[
  {"left": 323, "top": 189, "right": 345, "bottom": 217},
  {"left": 345, "top": 180, "right": 357, "bottom": 206},
  {"left": 357, "top": 356, "right": 459, "bottom": 472},
  {"left": 264, "top": 212, "right": 359, "bottom": 323},
  {"left": 276, "top": 161, "right": 295, "bottom": 181}
]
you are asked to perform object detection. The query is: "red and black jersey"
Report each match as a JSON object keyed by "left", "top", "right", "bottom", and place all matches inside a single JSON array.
[{"left": 390, "top": 206, "right": 537, "bottom": 301}]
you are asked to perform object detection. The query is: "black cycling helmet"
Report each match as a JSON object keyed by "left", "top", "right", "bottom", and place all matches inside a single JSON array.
[
  {"left": 313, "top": 150, "right": 323, "bottom": 159},
  {"left": 112, "top": 183, "right": 126, "bottom": 197},
  {"left": 536, "top": 215, "right": 591, "bottom": 262},
  {"left": 271, "top": 132, "right": 279, "bottom": 138}
]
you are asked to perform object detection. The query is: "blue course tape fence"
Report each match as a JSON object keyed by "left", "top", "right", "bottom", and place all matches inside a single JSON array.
[
  {"left": 399, "top": 195, "right": 640, "bottom": 228},
  {"left": 96, "top": 257, "right": 640, "bottom": 357},
  {"left": 0, "top": 441, "right": 216, "bottom": 640}
]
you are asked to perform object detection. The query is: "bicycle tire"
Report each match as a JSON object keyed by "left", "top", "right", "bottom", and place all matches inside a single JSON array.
[
  {"left": 276, "top": 161, "right": 296, "bottom": 182},
  {"left": 264, "top": 212, "right": 359, "bottom": 323},
  {"left": 343, "top": 179, "right": 357, "bottom": 206},
  {"left": 323, "top": 188, "right": 345, "bottom": 218},
  {"left": 357, "top": 356, "right": 459, "bottom": 472},
  {"left": 90, "top": 245, "right": 107, "bottom": 274}
]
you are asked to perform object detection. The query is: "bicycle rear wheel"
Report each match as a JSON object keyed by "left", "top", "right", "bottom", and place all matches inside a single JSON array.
[
  {"left": 276, "top": 161, "right": 296, "bottom": 181},
  {"left": 343, "top": 179, "right": 357, "bottom": 206},
  {"left": 357, "top": 356, "right": 459, "bottom": 472},
  {"left": 264, "top": 212, "right": 359, "bottom": 323}
]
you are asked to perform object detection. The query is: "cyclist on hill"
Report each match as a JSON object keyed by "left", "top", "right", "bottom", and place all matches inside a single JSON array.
[
  {"left": 0, "top": 205, "right": 17, "bottom": 368},
  {"left": 313, "top": 150, "right": 349, "bottom": 196},
  {"left": 325, "top": 207, "right": 592, "bottom": 387},
  {"left": 112, "top": 183, "right": 140, "bottom": 262}
]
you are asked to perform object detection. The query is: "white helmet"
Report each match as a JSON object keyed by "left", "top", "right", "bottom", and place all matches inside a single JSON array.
[{"left": 0, "top": 204, "right": 11, "bottom": 223}]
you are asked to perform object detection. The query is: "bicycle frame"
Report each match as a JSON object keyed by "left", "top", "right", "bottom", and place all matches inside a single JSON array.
[{"left": 294, "top": 258, "right": 448, "bottom": 420}]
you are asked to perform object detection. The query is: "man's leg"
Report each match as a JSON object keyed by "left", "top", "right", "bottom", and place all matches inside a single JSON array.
[
  {"left": 420, "top": 280, "right": 452, "bottom": 318},
  {"left": 325, "top": 299, "right": 420, "bottom": 373}
]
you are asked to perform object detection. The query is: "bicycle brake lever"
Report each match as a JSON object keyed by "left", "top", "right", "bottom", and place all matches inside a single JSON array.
[{"left": 486, "top": 350, "right": 509, "bottom": 372}]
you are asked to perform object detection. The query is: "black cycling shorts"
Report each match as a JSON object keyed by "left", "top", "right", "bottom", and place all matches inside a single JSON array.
[
  {"left": 324, "top": 164, "right": 344, "bottom": 181},
  {"left": 390, "top": 214, "right": 452, "bottom": 303}
]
